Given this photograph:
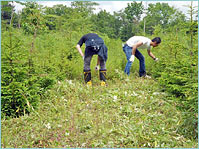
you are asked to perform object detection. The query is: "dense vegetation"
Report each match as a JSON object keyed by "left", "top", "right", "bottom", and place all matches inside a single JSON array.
[
  {"left": 1, "top": 77, "right": 198, "bottom": 148},
  {"left": 1, "top": 1, "right": 198, "bottom": 148}
]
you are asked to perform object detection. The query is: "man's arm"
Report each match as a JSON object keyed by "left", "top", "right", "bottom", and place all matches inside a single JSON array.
[
  {"left": 76, "top": 44, "right": 84, "bottom": 57},
  {"left": 129, "top": 41, "right": 143, "bottom": 62},
  {"left": 147, "top": 50, "right": 156, "bottom": 60},
  {"left": 132, "top": 41, "right": 143, "bottom": 55}
]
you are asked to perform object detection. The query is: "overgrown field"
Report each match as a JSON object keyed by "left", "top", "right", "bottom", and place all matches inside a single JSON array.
[
  {"left": 1, "top": 28, "right": 198, "bottom": 147},
  {"left": 1, "top": 1, "right": 198, "bottom": 148},
  {"left": 1, "top": 73, "right": 198, "bottom": 148}
]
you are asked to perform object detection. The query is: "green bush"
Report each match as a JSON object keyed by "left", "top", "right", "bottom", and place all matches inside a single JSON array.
[
  {"left": 1, "top": 29, "right": 53, "bottom": 118},
  {"left": 149, "top": 32, "right": 198, "bottom": 140}
]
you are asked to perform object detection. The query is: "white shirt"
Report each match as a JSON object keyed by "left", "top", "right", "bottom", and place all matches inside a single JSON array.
[{"left": 126, "top": 36, "right": 152, "bottom": 50}]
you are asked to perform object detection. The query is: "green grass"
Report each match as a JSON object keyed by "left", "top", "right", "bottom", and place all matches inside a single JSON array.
[{"left": 1, "top": 70, "right": 198, "bottom": 148}]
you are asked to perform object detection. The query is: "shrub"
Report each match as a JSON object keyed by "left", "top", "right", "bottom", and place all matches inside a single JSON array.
[{"left": 149, "top": 32, "right": 198, "bottom": 140}]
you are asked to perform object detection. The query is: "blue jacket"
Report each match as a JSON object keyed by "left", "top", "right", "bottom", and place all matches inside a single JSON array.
[{"left": 85, "top": 38, "right": 108, "bottom": 61}]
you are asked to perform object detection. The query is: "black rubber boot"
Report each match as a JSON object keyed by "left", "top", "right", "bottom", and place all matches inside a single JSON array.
[
  {"left": 84, "top": 70, "right": 92, "bottom": 85},
  {"left": 99, "top": 69, "right": 106, "bottom": 86}
]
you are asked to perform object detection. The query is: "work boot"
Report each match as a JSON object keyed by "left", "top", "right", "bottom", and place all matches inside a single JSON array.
[
  {"left": 99, "top": 69, "right": 106, "bottom": 86},
  {"left": 100, "top": 81, "right": 106, "bottom": 86},
  {"left": 86, "top": 80, "right": 92, "bottom": 86},
  {"left": 84, "top": 70, "right": 92, "bottom": 86}
]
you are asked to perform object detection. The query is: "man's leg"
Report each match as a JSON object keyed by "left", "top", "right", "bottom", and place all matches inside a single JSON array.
[
  {"left": 123, "top": 45, "right": 133, "bottom": 75},
  {"left": 84, "top": 55, "right": 93, "bottom": 84},
  {"left": 135, "top": 49, "right": 146, "bottom": 77},
  {"left": 99, "top": 56, "right": 106, "bottom": 86}
]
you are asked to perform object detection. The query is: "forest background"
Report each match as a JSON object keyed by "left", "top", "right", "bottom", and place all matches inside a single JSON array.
[{"left": 1, "top": 1, "right": 198, "bottom": 148}]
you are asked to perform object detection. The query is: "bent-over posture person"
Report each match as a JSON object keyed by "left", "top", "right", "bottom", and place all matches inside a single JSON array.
[
  {"left": 123, "top": 36, "right": 161, "bottom": 77},
  {"left": 76, "top": 33, "right": 108, "bottom": 86}
]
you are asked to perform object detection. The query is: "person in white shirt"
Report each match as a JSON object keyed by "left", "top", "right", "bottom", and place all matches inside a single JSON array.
[{"left": 123, "top": 36, "right": 161, "bottom": 77}]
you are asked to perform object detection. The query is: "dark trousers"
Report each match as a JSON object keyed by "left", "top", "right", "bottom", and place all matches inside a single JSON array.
[{"left": 84, "top": 55, "right": 106, "bottom": 71}]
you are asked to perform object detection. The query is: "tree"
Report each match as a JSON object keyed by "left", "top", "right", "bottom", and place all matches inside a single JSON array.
[
  {"left": 71, "top": 1, "right": 99, "bottom": 17},
  {"left": 44, "top": 4, "right": 68, "bottom": 16},
  {"left": 1, "top": 1, "right": 14, "bottom": 21},
  {"left": 21, "top": 2, "right": 47, "bottom": 35},
  {"left": 44, "top": 4, "right": 72, "bottom": 30},
  {"left": 124, "top": 2, "right": 144, "bottom": 23},
  {"left": 115, "top": 2, "right": 144, "bottom": 41},
  {"left": 184, "top": 1, "right": 198, "bottom": 50},
  {"left": 1, "top": 1, "right": 15, "bottom": 30},
  {"left": 20, "top": 2, "right": 47, "bottom": 75},
  {"left": 144, "top": 3, "right": 186, "bottom": 34},
  {"left": 91, "top": 10, "right": 118, "bottom": 38}
]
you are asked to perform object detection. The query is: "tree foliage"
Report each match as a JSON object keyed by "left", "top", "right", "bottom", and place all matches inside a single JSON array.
[
  {"left": 144, "top": 3, "right": 186, "bottom": 34},
  {"left": 21, "top": 2, "right": 47, "bottom": 34},
  {"left": 124, "top": 2, "right": 144, "bottom": 23},
  {"left": 71, "top": 1, "right": 99, "bottom": 16}
]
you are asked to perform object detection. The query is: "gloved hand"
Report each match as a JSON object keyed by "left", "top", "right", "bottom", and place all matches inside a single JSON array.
[
  {"left": 154, "top": 57, "right": 159, "bottom": 61},
  {"left": 95, "top": 65, "right": 99, "bottom": 71},
  {"left": 82, "top": 56, "right": 84, "bottom": 61},
  {"left": 129, "top": 55, "right": 135, "bottom": 62}
]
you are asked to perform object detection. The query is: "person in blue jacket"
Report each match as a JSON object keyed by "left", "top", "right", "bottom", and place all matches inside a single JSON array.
[{"left": 76, "top": 33, "right": 108, "bottom": 86}]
